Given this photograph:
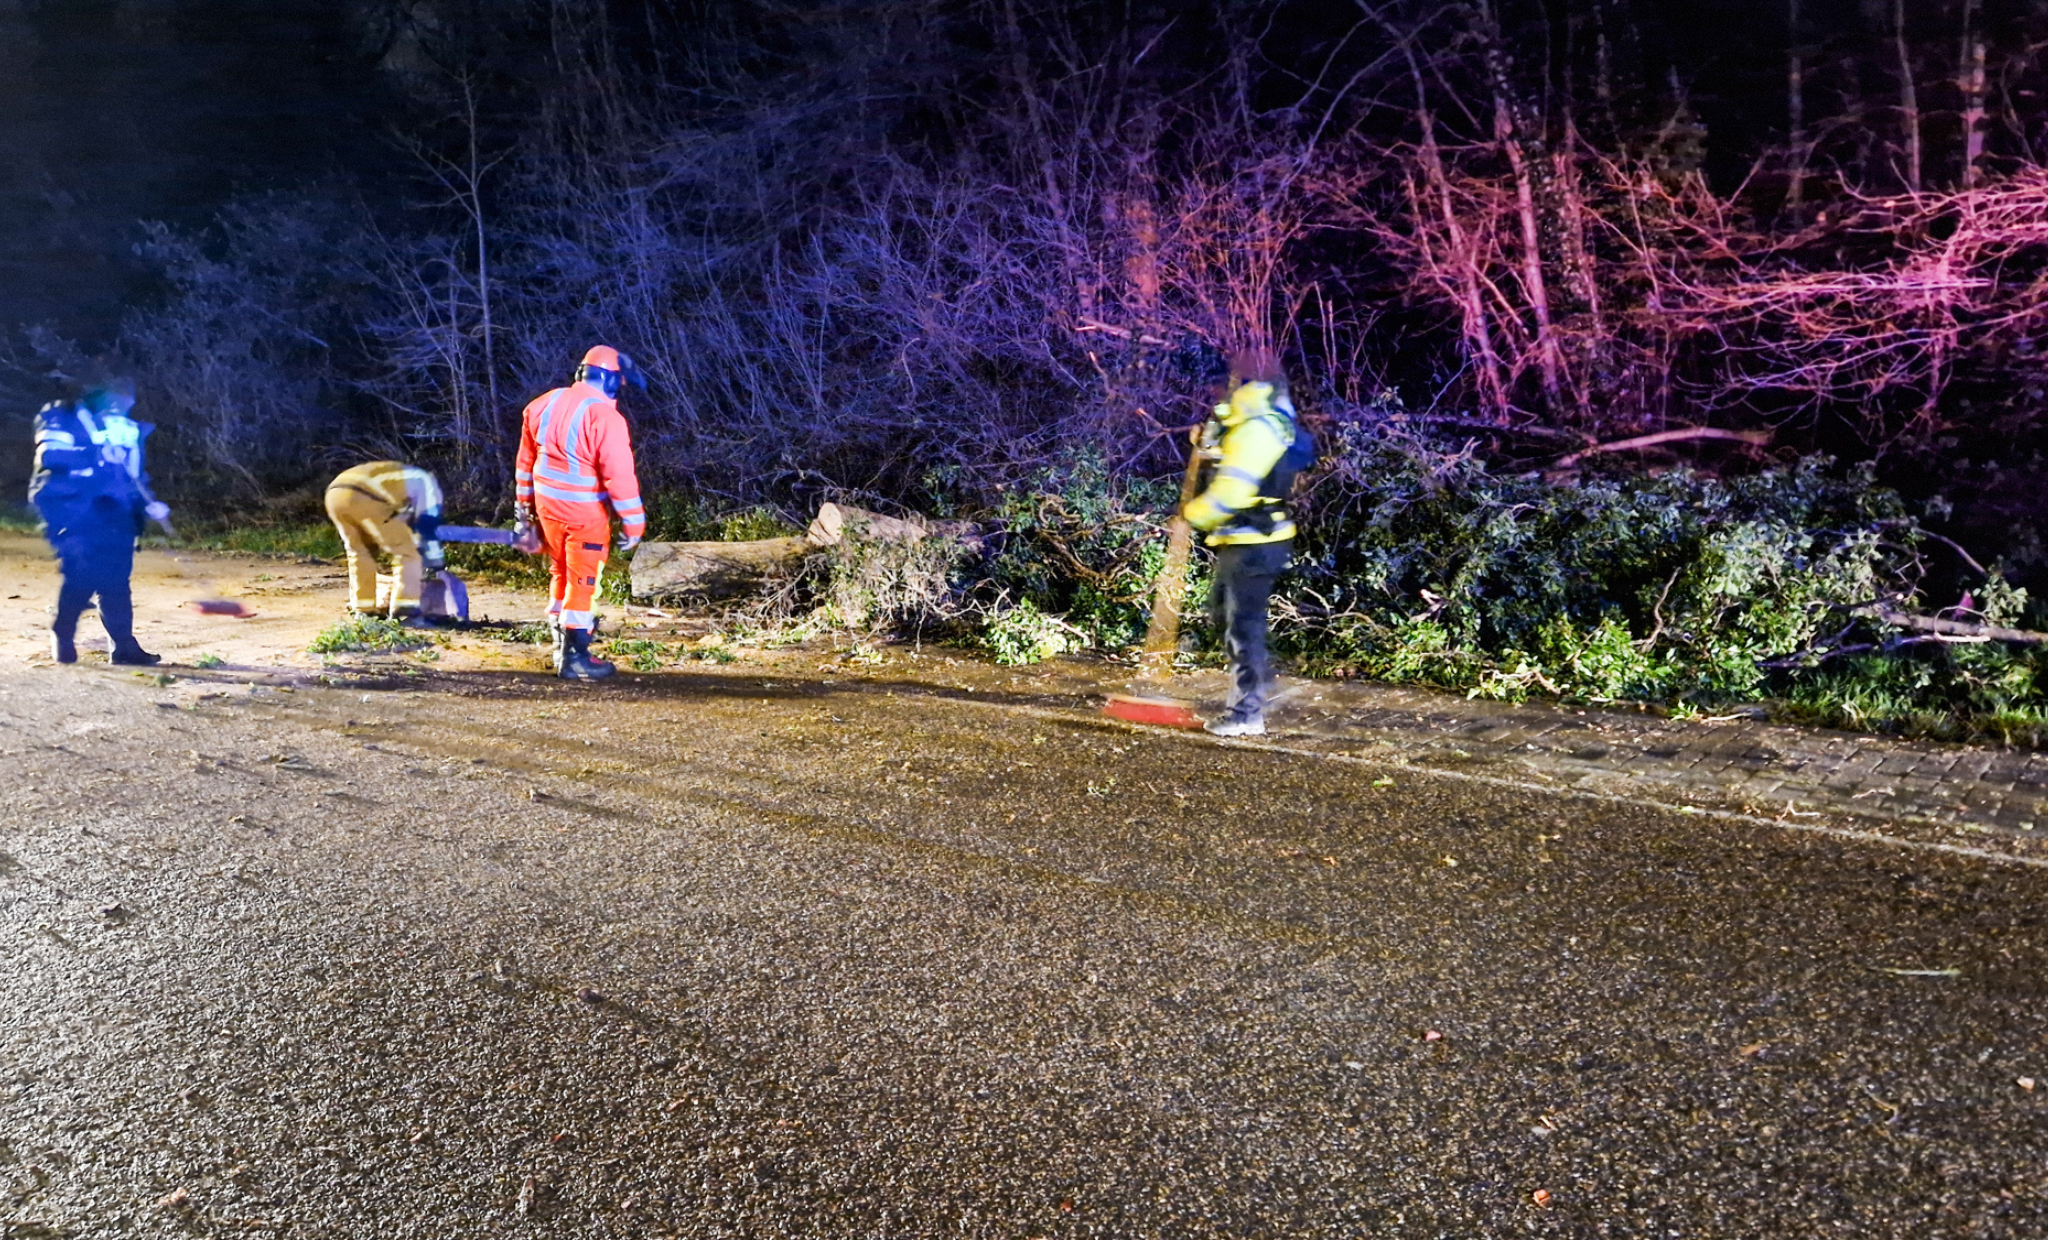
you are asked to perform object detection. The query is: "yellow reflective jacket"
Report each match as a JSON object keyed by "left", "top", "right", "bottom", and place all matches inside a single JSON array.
[
  {"left": 328, "top": 461, "right": 443, "bottom": 524},
  {"left": 1182, "top": 381, "right": 1297, "bottom": 546},
  {"left": 327, "top": 461, "right": 446, "bottom": 558}
]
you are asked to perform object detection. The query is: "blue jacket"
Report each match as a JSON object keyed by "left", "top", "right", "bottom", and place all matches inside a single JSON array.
[{"left": 29, "top": 401, "right": 155, "bottom": 536}]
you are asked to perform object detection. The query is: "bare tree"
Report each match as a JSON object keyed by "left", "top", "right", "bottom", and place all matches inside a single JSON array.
[
  {"left": 1787, "top": 0, "right": 1808, "bottom": 216},
  {"left": 1893, "top": 0, "right": 1922, "bottom": 193},
  {"left": 1960, "top": 0, "right": 1988, "bottom": 188}
]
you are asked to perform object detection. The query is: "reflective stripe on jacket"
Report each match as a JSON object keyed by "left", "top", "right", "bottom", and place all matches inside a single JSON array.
[
  {"left": 327, "top": 461, "right": 445, "bottom": 560},
  {"left": 28, "top": 401, "right": 153, "bottom": 529},
  {"left": 1183, "top": 381, "right": 1296, "bottom": 546},
  {"left": 515, "top": 381, "right": 644, "bottom": 537},
  {"left": 328, "top": 461, "right": 442, "bottom": 520}
]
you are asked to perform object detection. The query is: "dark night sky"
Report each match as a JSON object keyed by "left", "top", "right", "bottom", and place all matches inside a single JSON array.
[{"left": 0, "top": 0, "right": 399, "bottom": 347}]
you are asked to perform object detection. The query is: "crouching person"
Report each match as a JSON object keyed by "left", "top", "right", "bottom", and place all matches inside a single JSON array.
[
  {"left": 30, "top": 379, "right": 168, "bottom": 665},
  {"left": 1183, "top": 352, "right": 1310, "bottom": 738},
  {"left": 323, "top": 461, "right": 446, "bottom": 627}
]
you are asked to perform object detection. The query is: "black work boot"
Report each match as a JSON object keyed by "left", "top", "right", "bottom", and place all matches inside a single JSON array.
[
  {"left": 558, "top": 628, "right": 615, "bottom": 681},
  {"left": 110, "top": 642, "right": 161, "bottom": 667},
  {"left": 51, "top": 579, "right": 89, "bottom": 664},
  {"left": 100, "top": 583, "right": 156, "bottom": 665},
  {"left": 393, "top": 606, "right": 438, "bottom": 631}
]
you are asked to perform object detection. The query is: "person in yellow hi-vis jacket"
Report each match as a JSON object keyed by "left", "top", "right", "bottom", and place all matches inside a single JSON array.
[
  {"left": 322, "top": 461, "right": 446, "bottom": 626},
  {"left": 1182, "top": 351, "right": 1310, "bottom": 737}
]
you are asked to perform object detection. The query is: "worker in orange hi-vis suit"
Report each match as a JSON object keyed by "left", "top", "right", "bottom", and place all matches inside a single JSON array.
[{"left": 514, "top": 345, "right": 648, "bottom": 681}]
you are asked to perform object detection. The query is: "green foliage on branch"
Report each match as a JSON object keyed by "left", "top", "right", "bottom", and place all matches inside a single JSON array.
[
  {"left": 1285, "top": 428, "right": 1909, "bottom": 701},
  {"left": 308, "top": 616, "right": 434, "bottom": 654},
  {"left": 936, "top": 427, "right": 2047, "bottom": 742},
  {"left": 981, "top": 451, "right": 1186, "bottom": 652},
  {"left": 817, "top": 516, "right": 975, "bottom": 634},
  {"left": 1258, "top": 424, "right": 2047, "bottom": 741},
  {"left": 1771, "top": 576, "right": 2048, "bottom": 745},
  {"left": 981, "top": 598, "right": 1091, "bottom": 666}
]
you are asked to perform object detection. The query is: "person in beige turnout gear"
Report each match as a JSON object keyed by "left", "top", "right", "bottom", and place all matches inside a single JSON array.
[{"left": 322, "top": 460, "right": 446, "bottom": 625}]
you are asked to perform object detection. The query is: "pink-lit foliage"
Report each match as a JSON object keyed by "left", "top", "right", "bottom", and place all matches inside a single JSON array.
[
  {"left": 88, "top": 0, "right": 2048, "bottom": 523},
  {"left": 1356, "top": 139, "right": 2046, "bottom": 429},
  {"left": 1668, "top": 172, "right": 2048, "bottom": 436},
  {"left": 1317, "top": 0, "right": 2048, "bottom": 471},
  {"left": 1372, "top": 148, "right": 2048, "bottom": 446}
]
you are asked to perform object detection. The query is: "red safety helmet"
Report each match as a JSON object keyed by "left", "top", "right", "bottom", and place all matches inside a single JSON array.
[{"left": 574, "top": 345, "right": 647, "bottom": 397}]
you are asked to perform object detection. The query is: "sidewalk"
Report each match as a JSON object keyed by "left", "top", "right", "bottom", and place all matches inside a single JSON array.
[
  {"left": 1225, "top": 672, "right": 2048, "bottom": 840},
  {"left": 836, "top": 644, "right": 2048, "bottom": 851}
]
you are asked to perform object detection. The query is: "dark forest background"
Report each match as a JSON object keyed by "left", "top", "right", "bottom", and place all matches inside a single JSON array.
[{"left": 9, "top": 0, "right": 2048, "bottom": 585}]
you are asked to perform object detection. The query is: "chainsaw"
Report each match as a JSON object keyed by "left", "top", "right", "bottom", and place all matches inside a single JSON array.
[
  {"left": 436, "top": 521, "right": 544, "bottom": 554},
  {"left": 413, "top": 524, "right": 540, "bottom": 624},
  {"left": 435, "top": 525, "right": 516, "bottom": 546}
]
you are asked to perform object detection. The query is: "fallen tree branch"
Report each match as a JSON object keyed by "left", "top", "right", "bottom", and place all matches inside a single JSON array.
[
  {"left": 1854, "top": 603, "right": 2048, "bottom": 645},
  {"left": 806, "top": 502, "right": 983, "bottom": 551},
  {"left": 629, "top": 537, "right": 811, "bottom": 601},
  {"left": 1551, "top": 426, "right": 1773, "bottom": 470},
  {"left": 1635, "top": 567, "right": 1683, "bottom": 651},
  {"left": 1385, "top": 414, "right": 1591, "bottom": 444},
  {"left": 1874, "top": 522, "right": 1990, "bottom": 577},
  {"left": 1073, "top": 318, "right": 1170, "bottom": 346}
]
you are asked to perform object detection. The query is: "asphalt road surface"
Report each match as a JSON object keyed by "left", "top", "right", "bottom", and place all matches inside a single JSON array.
[{"left": 3, "top": 656, "right": 2047, "bottom": 1237}]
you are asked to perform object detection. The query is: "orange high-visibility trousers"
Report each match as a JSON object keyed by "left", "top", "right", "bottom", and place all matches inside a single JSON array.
[{"left": 541, "top": 516, "right": 609, "bottom": 631}]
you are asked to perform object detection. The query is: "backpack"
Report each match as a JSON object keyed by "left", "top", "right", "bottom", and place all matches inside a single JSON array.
[{"left": 1259, "top": 408, "right": 1318, "bottom": 501}]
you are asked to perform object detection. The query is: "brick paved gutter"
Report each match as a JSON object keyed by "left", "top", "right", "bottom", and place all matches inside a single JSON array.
[
  {"left": 1128, "top": 668, "right": 2048, "bottom": 866},
  {"left": 775, "top": 644, "right": 2048, "bottom": 867}
]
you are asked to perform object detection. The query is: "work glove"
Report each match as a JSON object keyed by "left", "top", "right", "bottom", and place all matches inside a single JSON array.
[
  {"left": 143, "top": 499, "right": 176, "bottom": 539},
  {"left": 616, "top": 534, "right": 642, "bottom": 555},
  {"left": 512, "top": 504, "right": 541, "bottom": 555}
]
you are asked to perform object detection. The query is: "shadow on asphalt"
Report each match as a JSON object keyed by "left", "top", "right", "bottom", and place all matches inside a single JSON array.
[
  {"left": 330, "top": 663, "right": 1127, "bottom": 721},
  {"left": 147, "top": 658, "right": 1179, "bottom": 744}
]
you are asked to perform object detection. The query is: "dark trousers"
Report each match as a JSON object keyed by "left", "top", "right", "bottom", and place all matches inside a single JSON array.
[
  {"left": 50, "top": 522, "right": 139, "bottom": 649},
  {"left": 1208, "top": 538, "right": 1292, "bottom": 722}
]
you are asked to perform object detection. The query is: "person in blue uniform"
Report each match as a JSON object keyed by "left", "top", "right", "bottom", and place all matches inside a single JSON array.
[{"left": 29, "top": 379, "right": 171, "bottom": 665}]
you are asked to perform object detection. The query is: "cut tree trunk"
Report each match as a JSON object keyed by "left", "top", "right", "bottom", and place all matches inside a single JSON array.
[
  {"left": 806, "top": 502, "right": 982, "bottom": 551},
  {"left": 629, "top": 504, "right": 985, "bottom": 601},
  {"left": 628, "top": 537, "right": 811, "bottom": 601},
  {"left": 807, "top": 503, "right": 926, "bottom": 548}
]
